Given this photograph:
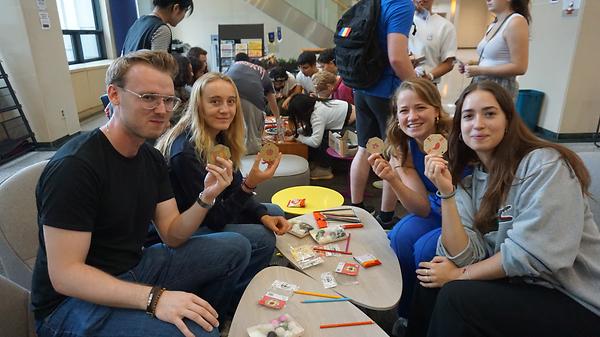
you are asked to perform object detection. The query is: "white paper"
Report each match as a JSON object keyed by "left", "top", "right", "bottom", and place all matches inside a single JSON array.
[{"left": 38, "top": 11, "right": 50, "bottom": 30}]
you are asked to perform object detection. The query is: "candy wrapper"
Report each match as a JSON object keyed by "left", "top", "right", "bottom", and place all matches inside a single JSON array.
[
  {"left": 287, "top": 198, "right": 305, "bottom": 208},
  {"left": 354, "top": 254, "right": 382, "bottom": 268},
  {"left": 309, "top": 226, "right": 348, "bottom": 245},
  {"left": 258, "top": 293, "right": 287, "bottom": 310},
  {"left": 247, "top": 314, "right": 304, "bottom": 337},
  {"left": 290, "top": 245, "right": 324, "bottom": 270},
  {"left": 288, "top": 220, "right": 314, "bottom": 238},
  {"left": 335, "top": 262, "right": 360, "bottom": 276}
]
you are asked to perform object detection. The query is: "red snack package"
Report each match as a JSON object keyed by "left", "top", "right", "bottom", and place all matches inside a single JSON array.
[{"left": 287, "top": 198, "right": 306, "bottom": 208}]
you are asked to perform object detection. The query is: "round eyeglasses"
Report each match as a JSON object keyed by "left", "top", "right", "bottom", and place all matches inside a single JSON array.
[{"left": 119, "top": 87, "right": 182, "bottom": 112}]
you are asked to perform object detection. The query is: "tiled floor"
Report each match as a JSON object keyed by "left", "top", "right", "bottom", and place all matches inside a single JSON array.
[{"left": 0, "top": 112, "right": 106, "bottom": 183}]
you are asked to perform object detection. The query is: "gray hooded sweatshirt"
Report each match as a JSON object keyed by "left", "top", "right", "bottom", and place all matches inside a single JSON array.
[{"left": 438, "top": 148, "right": 600, "bottom": 316}]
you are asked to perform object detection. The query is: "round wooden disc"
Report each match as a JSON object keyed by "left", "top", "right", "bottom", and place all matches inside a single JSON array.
[
  {"left": 423, "top": 134, "right": 447, "bottom": 155},
  {"left": 366, "top": 137, "right": 385, "bottom": 155},
  {"left": 259, "top": 142, "right": 279, "bottom": 162},
  {"left": 208, "top": 144, "right": 231, "bottom": 164}
]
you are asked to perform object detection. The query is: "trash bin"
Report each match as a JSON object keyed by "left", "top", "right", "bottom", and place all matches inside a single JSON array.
[{"left": 515, "top": 89, "right": 544, "bottom": 131}]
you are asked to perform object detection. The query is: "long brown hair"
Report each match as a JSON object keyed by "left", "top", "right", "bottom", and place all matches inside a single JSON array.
[
  {"left": 386, "top": 78, "right": 452, "bottom": 165},
  {"left": 449, "top": 81, "right": 590, "bottom": 233},
  {"left": 510, "top": 0, "right": 531, "bottom": 24},
  {"left": 156, "top": 72, "right": 245, "bottom": 169}
]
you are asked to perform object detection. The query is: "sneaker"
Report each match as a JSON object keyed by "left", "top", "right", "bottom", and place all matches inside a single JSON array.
[
  {"left": 375, "top": 214, "right": 399, "bottom": 230},
  {"left": 372, "top": 180, "right": 384, "bottom": 189},
  {"left": 392, "top": 317, "right": 408, "bottom": 337},
  {"left": 310, "top": 166, "right": 334, "bottom": 180},
  {"left": 219, "top": 318, "right": 232, "bottom": 337}
]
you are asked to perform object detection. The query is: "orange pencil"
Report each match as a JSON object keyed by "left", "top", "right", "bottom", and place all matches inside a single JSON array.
[
  {"left": 313, "top": 247, "right": 353, "bottom": 255},
  {"left": 320, "top": 320, "right": 375, "bottom": 329},
  {"left": 293, "top": 290, "right": 342, "bottom": 299},
  {"left": 345, "top": 233, "right": 351, "bottom": 252},
  {"left": 342, "top": 223, "right": 364, "bottom": 229}
]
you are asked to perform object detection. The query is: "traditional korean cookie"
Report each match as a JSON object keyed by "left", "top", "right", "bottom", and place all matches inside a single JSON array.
[
  {"left": 207, "top": 144, "right": 231, "bottom": 164},
  {"left": 366, "top": 137, "right": 385, "bottom": 155},
  {"left": 423, "top": 134, "right": 448, "bottom": 156}
]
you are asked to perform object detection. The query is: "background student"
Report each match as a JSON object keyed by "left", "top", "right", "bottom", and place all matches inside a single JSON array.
[
  {"left": 287, "top": 93, "right": 355, "bottom": 180},
  {"left": 121, "top": 0, "right": 194, "bottom": 55},
  {"left": 458, "top": 0, "right": 530, "bottom": 99}
]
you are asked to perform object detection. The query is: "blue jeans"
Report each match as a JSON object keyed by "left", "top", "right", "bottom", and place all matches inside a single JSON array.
[
  {"left": 36, "top": 233, "right": 251, "bottom": 337},
  {"left": 388, "top": 210, "right": 441, "bottom": 317},
  {"left": 194, "top": 203, "right": 282, "bottom": 315}
]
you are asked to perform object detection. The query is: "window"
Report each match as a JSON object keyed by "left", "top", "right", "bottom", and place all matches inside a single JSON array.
[{"left": 57, "top": 0, "right": 106, "bottom": 64}]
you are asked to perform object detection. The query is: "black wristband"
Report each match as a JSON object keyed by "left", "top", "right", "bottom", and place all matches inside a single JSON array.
[{"left": 196, "top": 192, "right": 214, "bottom": 209}]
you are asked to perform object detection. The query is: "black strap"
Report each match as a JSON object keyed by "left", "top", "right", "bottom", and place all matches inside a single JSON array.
[
  {"left": 343, "top": 101, "right": 353, "bottom": 128},
  {"left": 477, "top": 12, "right": 516, "bottom": 64}
]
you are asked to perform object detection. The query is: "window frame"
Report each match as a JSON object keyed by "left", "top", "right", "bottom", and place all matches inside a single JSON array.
[{"left": 60, "top": 0, "right": 106, "bottom": 65}]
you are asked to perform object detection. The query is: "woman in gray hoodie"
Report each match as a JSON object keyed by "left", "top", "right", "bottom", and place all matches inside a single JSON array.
[{"left": 405, "top": 81, "right": 600, "bottom": 337}]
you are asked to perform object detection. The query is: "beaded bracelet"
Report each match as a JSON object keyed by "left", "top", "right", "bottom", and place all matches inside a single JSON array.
[
  {"left": 242, "top": 178, "right": 256, "bottom": 191},
  {"left": 435, "top": 188, "right": 456, "bottom": 199},
  {"left": 145, "top": 286, "right": 161, "bottom": 316},
  {"left": 149, "top": 287, "right": 166, "bottom": 317}
]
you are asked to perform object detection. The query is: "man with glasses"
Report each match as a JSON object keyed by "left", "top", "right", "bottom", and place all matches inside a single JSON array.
[
  {"left": 268, "top": 66, "right": 301, "bottom": 112},
  {"left": 32, "top": 50, "right": 248, "bottom": 337}
]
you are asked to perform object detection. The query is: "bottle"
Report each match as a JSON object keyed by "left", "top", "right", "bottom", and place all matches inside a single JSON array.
[{"left": 276, "top": 116, "right": 285, "bottom": 143}]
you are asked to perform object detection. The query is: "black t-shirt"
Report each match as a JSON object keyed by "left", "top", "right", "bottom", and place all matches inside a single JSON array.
[
  {"left": 168, "top": 132, "right": 268, "bottom": 230},
  {"left": 31, "top": 129, "right": 173, "bottom": 320}
]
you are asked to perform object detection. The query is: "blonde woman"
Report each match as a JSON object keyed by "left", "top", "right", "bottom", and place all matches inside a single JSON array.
[{"left": 156, "top": 72, "right": 291, "bottom": 312}]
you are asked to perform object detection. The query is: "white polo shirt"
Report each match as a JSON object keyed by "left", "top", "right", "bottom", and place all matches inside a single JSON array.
[
  {"left": 296, "top": 71, "right": 316, "bottom": 94},
  {"left": 409, "top": 10, "right": 457, "bottom": 83}
]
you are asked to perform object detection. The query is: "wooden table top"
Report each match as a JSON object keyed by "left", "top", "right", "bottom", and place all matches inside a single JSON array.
[
  {"left": 229, "top": 266, "right": 390, "bottom": 337},
  {"left": 275, "top": 206, "right": 402, "bottom": 310}
]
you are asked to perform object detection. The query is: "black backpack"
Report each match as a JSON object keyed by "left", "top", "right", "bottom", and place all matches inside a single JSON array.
[{"left": 334, "top": 0, "right": 387, "bottom": 89}]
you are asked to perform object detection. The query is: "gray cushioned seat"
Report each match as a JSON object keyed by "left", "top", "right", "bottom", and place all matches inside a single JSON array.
[{"left": 240, "top": 154, "right": 309, "bottom": 203}]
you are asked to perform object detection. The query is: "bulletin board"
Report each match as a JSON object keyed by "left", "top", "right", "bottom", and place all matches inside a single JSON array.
[{"left": 218, "top": 24, "right": 264, "bottom": 72}]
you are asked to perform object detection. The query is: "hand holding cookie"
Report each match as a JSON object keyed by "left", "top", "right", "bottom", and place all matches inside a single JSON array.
[{"left": 246, "top": 143, "right": 282, "bottom": 188}]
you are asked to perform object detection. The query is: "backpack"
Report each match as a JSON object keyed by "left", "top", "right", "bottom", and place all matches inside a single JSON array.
[{"left": 334, "top": 0, "right": 387, "bottom": 89}]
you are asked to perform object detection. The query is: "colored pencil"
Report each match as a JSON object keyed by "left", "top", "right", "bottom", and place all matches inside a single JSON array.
[
  {"left": 342, "top": 223, "right": 364, "bottom": 229},
  {"left": 345, "top": 233, "right": 351, "bottom": 252},
  {"left": 320, "top": 320, "right": 375, "bottom": 329},
  {"left": 312, "top": 247, "right": 352, "bottom": 255},
  {"left": 301, "top": 297, "right": 351, "bottom": 303},
  {"left": 293, "top": 290, "right": 342, "bottom": 299}
]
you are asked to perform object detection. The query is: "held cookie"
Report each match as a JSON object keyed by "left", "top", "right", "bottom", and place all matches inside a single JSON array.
[
  {"left": 366, "top": 137, "right": 385, "bottom": 155},
  {"left": 260, "top": 142, "right": 280, "bottom": 162},
  {"left": 207, "top": 144, "right": 231, "bottom": 165},
  {"left": 423, "top": 134, "right": 447, "bottom": 156}
]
